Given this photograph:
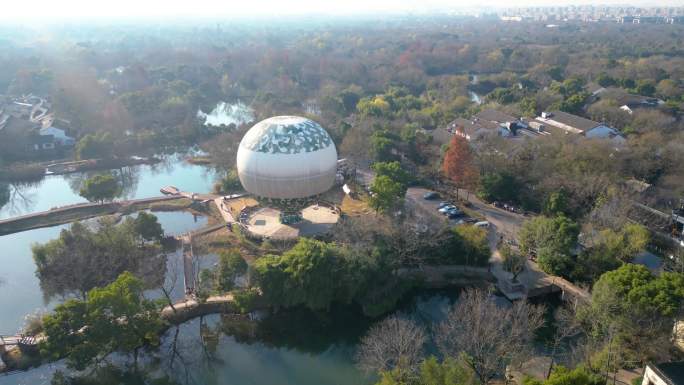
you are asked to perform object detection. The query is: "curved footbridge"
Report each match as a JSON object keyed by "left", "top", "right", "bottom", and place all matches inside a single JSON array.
[{"left": 0, "top": 196, "right": 185, "bottom": 236}]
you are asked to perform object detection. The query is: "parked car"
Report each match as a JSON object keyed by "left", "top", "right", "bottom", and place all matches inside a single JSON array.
[
  {"left": 474, "top": 221, "right": 490, "bottom": 228},
  {"left": 447, "top": 211, "right": 463, "bottom": 220},
  {"left": 423, "top": 191, "right": 439, "bottom": 200},
  {"left": 446, "top": 207, "right": 463, "bottom": 216},
  {"left": 439, "top": 205, "right": 456, "bottom": 214}
]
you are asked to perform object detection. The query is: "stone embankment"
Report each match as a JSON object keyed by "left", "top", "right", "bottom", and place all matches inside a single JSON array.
[{"left": 0, "top": 196, "right": 189, "bottom": 235}]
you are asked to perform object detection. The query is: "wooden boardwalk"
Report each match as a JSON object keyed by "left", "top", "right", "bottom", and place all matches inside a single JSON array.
[
  {"left": 178, "top": 223, "right": 227, "bottom": 298},
  {"left": 180, "top": 234, "right": 196, "bottom": 297}
]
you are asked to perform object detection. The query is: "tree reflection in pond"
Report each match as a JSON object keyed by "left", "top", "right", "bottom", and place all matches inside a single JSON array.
[
  {"left": 0, "top": 180, "right": 40, "bottom": 217},
  {"left": 32, "top": 217, "right": 167, "bottom": 301}
]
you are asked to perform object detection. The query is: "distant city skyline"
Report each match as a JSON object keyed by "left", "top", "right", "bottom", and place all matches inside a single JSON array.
[{"left": 2, "top": 0, "right": 684, "bottom": 22}]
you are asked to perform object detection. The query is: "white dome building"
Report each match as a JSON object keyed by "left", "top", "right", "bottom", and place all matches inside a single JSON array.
[{"left": 236, "top": 116, "right": 338, "bottom": 199}]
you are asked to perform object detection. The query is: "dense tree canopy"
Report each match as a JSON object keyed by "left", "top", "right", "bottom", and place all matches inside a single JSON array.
[
  {"left": 254, "top": 238, "right": 370, "bottom": 311},
  {"left": 519, "top": 215, "right": 579, "bottom": 276},
  {"left": 580, "top": 264, "right": 684, "bottom": 367},
  {"left": 32, "top": 218, "right": 164, "bottom": 299},
  {"left": 133, "top": 211, "right": 164, "bottom": 243},
  {"left": 523, "top": 366, "right": 604, "bottom": 385},
  {"left": 41, "top": 272, "right": 165, "bottom": 370}
]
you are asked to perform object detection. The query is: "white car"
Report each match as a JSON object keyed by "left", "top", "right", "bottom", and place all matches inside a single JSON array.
[
  {"left": 474, "top": 221, "right": 490, "bottom": 228},
  {"left": 438, "top": 205, "right": 456, "bottom": 213}
]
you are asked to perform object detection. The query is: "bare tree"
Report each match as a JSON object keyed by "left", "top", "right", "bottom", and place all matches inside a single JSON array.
[
  {"left": 435, "top": 288, "right": 545, "bottom": 384},
  {"left": 356, "top": 314, "right": 427, "bottom": 377},
  {"left": 546, "top": 305, "right": 582, "bottom": 378}
]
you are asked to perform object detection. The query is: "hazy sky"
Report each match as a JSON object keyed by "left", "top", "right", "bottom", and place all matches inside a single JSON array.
[{"left": 2, "top": 0, "right": 684, "bottom": 22}]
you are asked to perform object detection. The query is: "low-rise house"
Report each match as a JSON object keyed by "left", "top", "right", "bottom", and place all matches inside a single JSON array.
[
  {"left": 448, "top": 117, "right": 502, "bottom": 141},
  {"left": 434, "top": 109, "right": 543, "bottom": 145},
  {"left": 0, "top": 115, "right": 67, "bottom": 159},
  {"left": 40, "top": 118, "right": 75, "bottom": 146},
  {"left": 29, "top": 133, "right": 57, "bottom": 151},
  {"left": 642, "top": 362, "right": 684, "bottom": 385},
  {"left": 535, "top": 110, "right": 624, "bottom": 141},
  {"left": 616, "top": 93, "right": 664, "bottom": 114}
]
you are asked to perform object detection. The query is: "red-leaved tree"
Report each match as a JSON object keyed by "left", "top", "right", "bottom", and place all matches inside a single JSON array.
[{"left": 443, "top": 134, "right": 479, "bottom": 199}]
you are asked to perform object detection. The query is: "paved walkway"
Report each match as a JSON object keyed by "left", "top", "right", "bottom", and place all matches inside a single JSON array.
[
  {"left": 214, "top": 197, "right": 236, "bottom": 223},
  {"left": 0, "top": 195, "right": 182, "bottom": 235},
  {"left": 177, "top": 223, "right": 227, "bottom": 298}
]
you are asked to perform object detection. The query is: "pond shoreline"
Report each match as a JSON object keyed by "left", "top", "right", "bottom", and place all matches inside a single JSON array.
[{"left": 0, "top": 156, "right": 161, "bottom": 182}]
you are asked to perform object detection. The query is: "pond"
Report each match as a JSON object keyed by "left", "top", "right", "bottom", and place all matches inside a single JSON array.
[
  {"left": 0, "top": 153, "right": 218, "bottom": 220},
  {"left": 0, "top": 210, "right": 208, "bottom": 334},
  {"left": 197, "top": 101, "right": 255, "bottom": 128},
  {"left": 0, "top": 288, "right": 467, "bottom": 385}
]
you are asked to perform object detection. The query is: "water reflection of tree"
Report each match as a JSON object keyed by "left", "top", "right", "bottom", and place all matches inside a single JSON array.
[
  {"left": 160, "top": 320, "right": 219, "bottom": 385},
  {"left": 50, "top": 364, "right": 181, "bottom": 385},
  {"left": 117, "top": 166, "right": 141, "bottom": 199},
  {"left": 226, "top": 305, "right": 372, "bottom": 354},
  {"left": 63, "top": 167, "right": 141, "bottom": 200},
  {"left": 149, "top": 306, "right": 370, "bottom": 385},
  {"left": 33, "top": 219, "right": 167, "bottom": 302},
  {"left": 0, "top": 182, "right": 10, "bottom": 208},
  {"left": 0, "top": 180, "right": 40, "bottom": 216}
]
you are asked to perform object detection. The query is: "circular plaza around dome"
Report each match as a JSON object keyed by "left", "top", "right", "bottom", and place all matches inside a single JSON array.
[
  {"left": 236, "top": 116, "right": 338, "bottom": 199},
  {"left": 241, "top": 204, "right": 340, "bottom": 239}
]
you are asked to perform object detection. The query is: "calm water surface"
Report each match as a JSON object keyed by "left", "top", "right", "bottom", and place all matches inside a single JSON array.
[
  {"left": 0, "top": 289, "right": 463, "bottom": 385},
  {"left": 0, "top": 211, "right": 208, "bottom": 334},
  {"left": 0, "top": 153, "right": 473, "bottom": 385},
  {"left": 0, "top": 154, "right": 217, "bottom": 219}
]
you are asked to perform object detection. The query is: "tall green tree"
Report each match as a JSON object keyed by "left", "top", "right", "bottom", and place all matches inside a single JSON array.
[
  {"left": 369, "top": 175, "right": 405, "bottom": 213},
  {"left": 580, "top": 264, "right": 684, "bottom": 367},
  {"left": 215, "top": 250, "right": 248, "bottom": 292},
  {"left": 519, "top": 216, "right": 578, "bottom": 261},
  {"left": 75, "top": 132, "right": 115, "bottom": 160},
  {"left": 253, "top": 238, "right": 373, "bottom": 311},
  {"left": 41, "top": 272, "right": 165, "bottom": 370},
  {"left": 519, "top": 215, "right": 579, "bottom": 276},
  {"left": 133, "top": 211, "right": 164, "bottom": 244},
  {"left": 32, "top": 218, "right": 162, "bottom": 299},
  {"left": 372, "top": 161, "right": 412, "bottom": 188}
]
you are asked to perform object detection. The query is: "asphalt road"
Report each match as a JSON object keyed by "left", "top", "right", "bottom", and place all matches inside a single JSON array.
[{"left": 454, "top": 188, "right": 526, "bottom": 239}]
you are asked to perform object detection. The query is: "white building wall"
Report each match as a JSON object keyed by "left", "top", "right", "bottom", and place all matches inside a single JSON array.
[
  {"left": 236, "top": 144, "right": 338, "bottom": 199},
  {"left": 642, "top": 365, "right": 671, "bottom": 385}
]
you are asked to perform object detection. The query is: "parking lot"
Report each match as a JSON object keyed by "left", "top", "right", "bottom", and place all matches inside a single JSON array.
[
  {"left": 406, "top": 187, "right": 525, "bottom": 237},
  {"left": 405, "top": 187, "right": 473, "bottom": 227}
]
